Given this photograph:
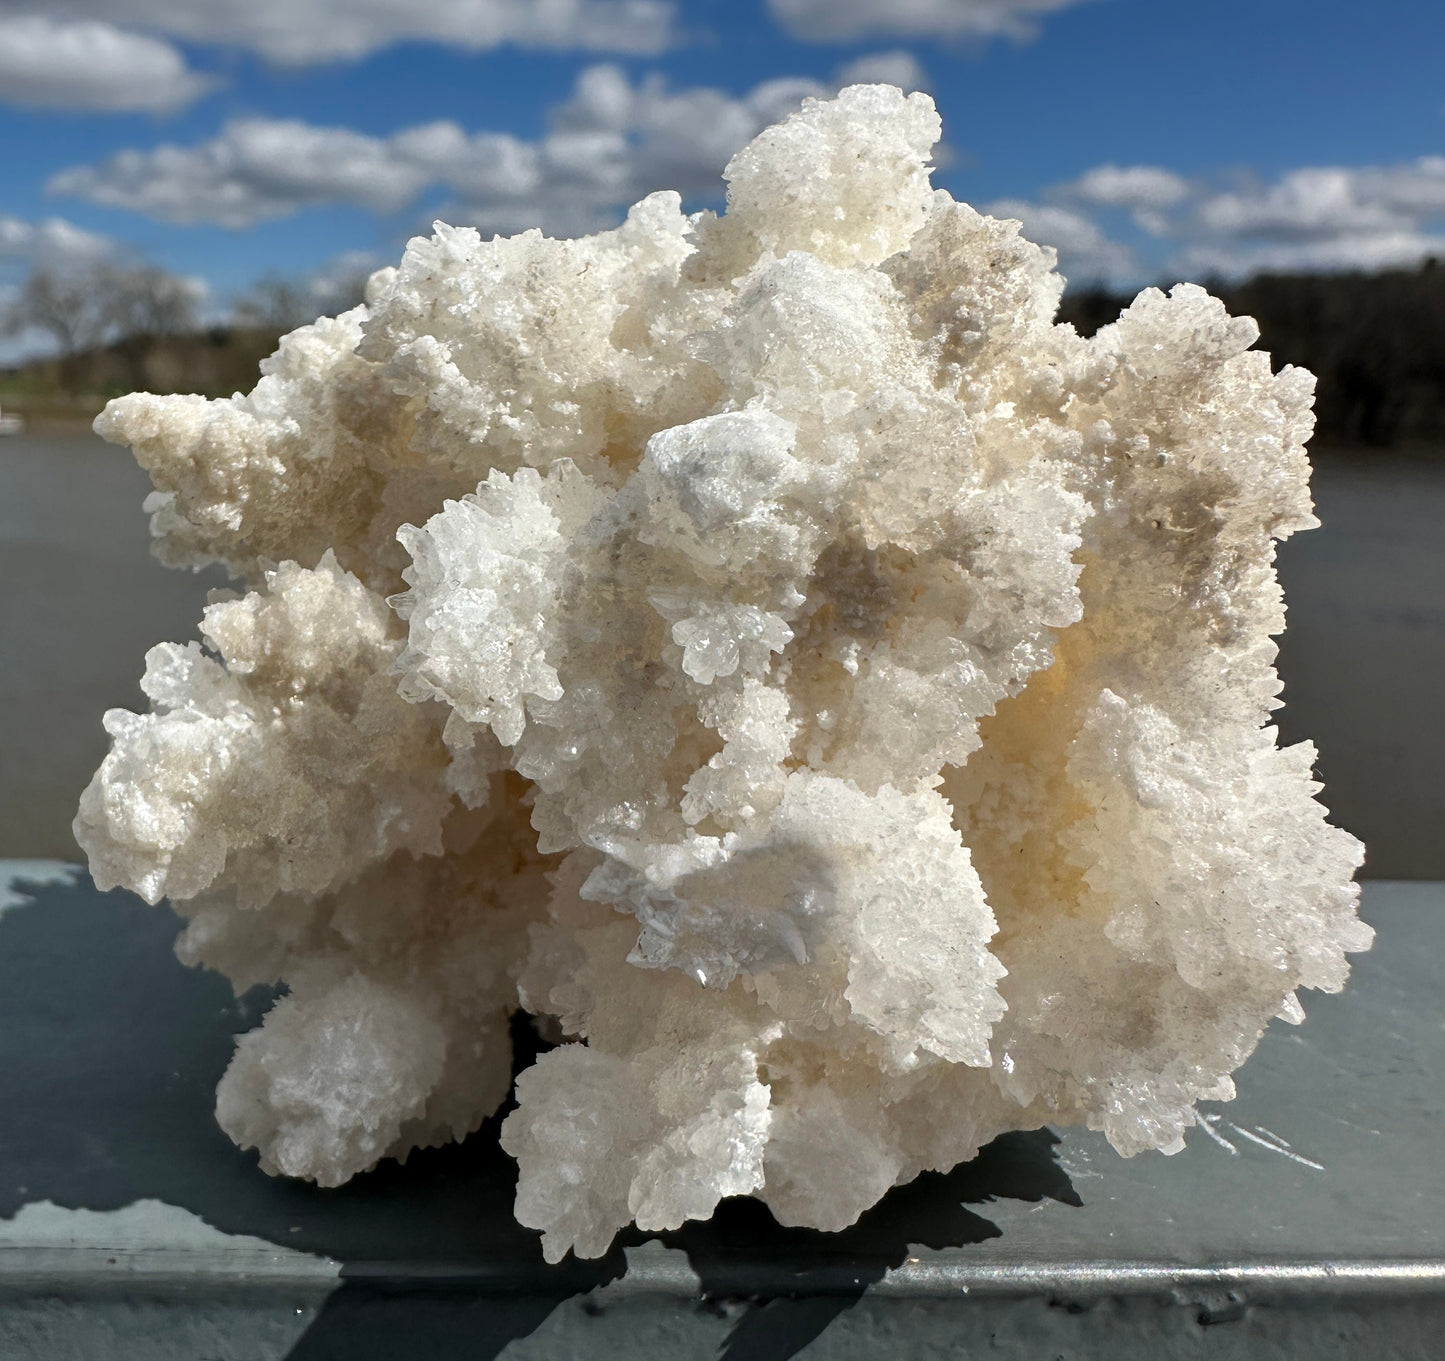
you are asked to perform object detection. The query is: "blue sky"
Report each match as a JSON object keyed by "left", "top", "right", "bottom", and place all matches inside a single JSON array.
[{"left": 3, "top": 0, "right": 1444, "bottom": 355}]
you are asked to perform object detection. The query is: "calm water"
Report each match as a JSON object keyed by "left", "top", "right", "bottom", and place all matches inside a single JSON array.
[
  {"left": 0, "top": 431, "right": 227, "bottom": 858},
  {"left": 1273, "top": 452, "right": 1445, "bottom": 878},
  {"left": 3, "top": 432, "right": 1442, "bottom": 875}
]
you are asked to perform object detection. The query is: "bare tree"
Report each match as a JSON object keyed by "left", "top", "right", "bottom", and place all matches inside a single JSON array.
[
  {"left": 107, "top": 266, "right": 203, "bottom": 388},
  {"left": 2, "top": 261, "right": 202, "bottom": 393},
  {"left": 108, "top": 265, "right": 201, "bottom": 340},
  {"left": 3, "top": 262, "right": 200, "bottom": 355},
  {"left": 233, "top": 275, "right": 319, "bottom": 333},
  {"left": 3, "top": 268, "right": 113, "bottom": 354},
  {"left": 235, "top": 262, "right": 373, "bottom": 334}
]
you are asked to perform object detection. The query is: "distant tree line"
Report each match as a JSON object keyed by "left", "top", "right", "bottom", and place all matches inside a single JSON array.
[
  {"left": 0, "top": 260, "right": 371, "bottom": 407},
  {"left": 1059, "top": 261, "right": 1445, "bottom": 451},
  {"left": 232, "top": 268, "right": 372, "bottom": 333},
  {"left": 3, "top": 262, "right": 202, "bottom": 393},
  {"left": 5, "top": 258, "right": 1443, "bottom": 450}
]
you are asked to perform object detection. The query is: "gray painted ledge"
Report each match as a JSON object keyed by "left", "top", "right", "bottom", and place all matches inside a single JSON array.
[{"left": 0, "top": 867, "right": 1439, "bottom": 1359}]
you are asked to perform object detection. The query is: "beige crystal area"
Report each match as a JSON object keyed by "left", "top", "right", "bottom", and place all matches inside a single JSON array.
[{"left": 76, "top": 83, "right": 1368, "bottom": 1263}]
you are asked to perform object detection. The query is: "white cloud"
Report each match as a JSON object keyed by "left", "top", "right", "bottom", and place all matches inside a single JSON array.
[
  {"left": 49, "top": 65, "right": 850, "bottom": 236},
  {"left": 0, "top": 0, "right": 674, "bottom": 64},
  {"left": 1166, "top": 159, "right": 1445, "bottom": 278},
  {"left": 769, "top": 0, "right": 1092, "bottom": 43},
  {"left": 0, "top": 214, "right": 119, "bottom": 270},
  {"left": 49, "top": 119, "right": 438, "bottom": 227},
  {"left": 834, "top": 50, "right": 930, "bottom": 92},
  {"left": 1357, "top": 156, "right": 1445, "bottom": 217},
  {"left": 0, "top": 15, "right": 216, "bottom": 112},
  {"left": 1172, "top": 231, "right": 1445, "bottom": 280},
  {"left": 985, "top": 198, "right": 1135, "bottom": 285},
  {"left": 1061, "top": 164, "right": 1190, "bottom": 212},
  {"left": 1190, "top": 165, "right": 1445, "bottom": 242},
  {"left": 1052, "top": 163, "right": 1192, "bottom": 239},
  {"left": 1195, "top": 170, "right": 1398, "bottom": 242},
  {"left": 1014, "top": 155, "right": 1445, "bottom": 286}
]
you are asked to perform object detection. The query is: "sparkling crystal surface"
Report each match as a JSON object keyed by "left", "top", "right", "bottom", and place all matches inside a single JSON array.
[{"left": 76, "top": 85, "right": 1369, "bottom": 1263}]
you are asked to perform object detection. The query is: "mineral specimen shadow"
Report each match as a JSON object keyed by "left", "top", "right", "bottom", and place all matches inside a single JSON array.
[
  {"left": 0, "top": 875, "right": 625, "bottom": 1353},
  {"left": 0, "top": 880, "right": 588, "bottom": 1248},
  {"left": 287, "top": 1129, "right": 1080, "bottom": 1361},
  {"left": 0, "top": 872, "right": 1080, "bottom": 1360},
  {"left": 653, "top": 1128, "right": 1082, "bottom": 1361}
]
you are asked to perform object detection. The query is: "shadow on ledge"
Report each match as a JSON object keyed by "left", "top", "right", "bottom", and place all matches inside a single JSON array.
[
  {"left": 653, "top": 1129, "right": 1080, "bottom": 1361},
  {"left": 0, "top": 871, "right": 1080, "bottom": 1361}
]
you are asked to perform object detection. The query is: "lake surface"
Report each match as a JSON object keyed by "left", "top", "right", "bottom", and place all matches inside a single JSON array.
[
  {"left": 0, "top": 431, "right": 227, "bottom": 859},
  {"left": 2, "top": 432, "right": 1441, "bottom": 876},
  {"left": 1273, "top": 451, "right": 1445, "bottom": 878}
]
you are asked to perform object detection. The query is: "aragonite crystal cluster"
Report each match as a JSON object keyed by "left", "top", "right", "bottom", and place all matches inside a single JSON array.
[{"left": 77, "top": 86, "right": 1370, "bottom": 1261}]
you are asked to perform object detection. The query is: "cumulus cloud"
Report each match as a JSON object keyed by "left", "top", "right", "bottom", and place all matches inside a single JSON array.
[
  {"left": 50, "top": 65, "right": 877, "bottom": 236},
  {"left": 50, "top": 119, "right": 445, "bottom": 227},
  {"left": 0, "top": 15, "right": 216, "bottom": 112},
  {"left": 0, "top": 214, "right": 119, "bottom": 271},
  {"left": 1158, "top": 158, "right": 1445, "bottom": 278},
  {"left": 1018, "top": 156, "right": 1445, "bottom": 286},
  {"left": 769, "top": 0, "right": 1092, "bottom": 43},
  {"left": 0, "top": 0, "right": 674, "bottom": 64},
  {"left": 985, "top": 198, "right": 1135, "bottom": 285},
  {"left": 1051, "top": 163, "right": 1192, "bottom": 240},
  {"left": 1060, "top": 164, "right": 1190, "bottom": 212},
  {"left": 1191, "top": 164, "right": 1445, "bottom": 242},
  {"left": 833, "top": 50, "right": 930, "bottom": 92},
  {"left": 1171, "top": 230, "right": 1445, "bottom": 280}
]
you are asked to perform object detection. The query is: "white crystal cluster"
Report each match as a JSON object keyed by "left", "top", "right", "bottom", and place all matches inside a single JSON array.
[{"left": 76, "top": 86, "right": 1369, "bottom": 1262}]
